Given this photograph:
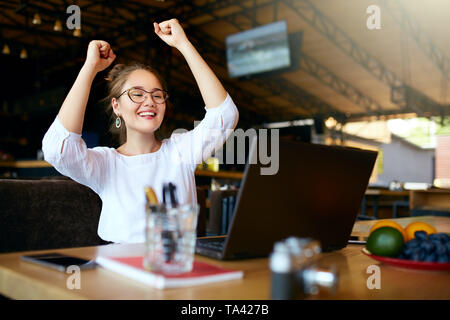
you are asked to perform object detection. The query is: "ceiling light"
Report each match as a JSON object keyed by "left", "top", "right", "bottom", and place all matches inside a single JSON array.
[
  {"left": 2, "top": 44, "right": 10, "bottom": 55},
  {"left": 73, "top": 28, "right": 82, "bottom": 37},
  {"left": 325, "top": 117, "right": 337, "bottom": 128},
  {"left": 20, "top": 48, "right": 28, "bottom": 59},
  {"left": 53, "top": 19, "right": 63, "bottom": 32},
  {"left": 32, "top": 13, "right": 42, "bottom": 25}
]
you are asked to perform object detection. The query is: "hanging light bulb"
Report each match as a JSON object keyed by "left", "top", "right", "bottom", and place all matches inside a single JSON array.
[
  {"left": 32, "top": 13, "right": 42, "bottom": 25},
  {"left": 53, "top": 19, "right": 63, "bottom": 32},
  {"left": 2, "top": 44, "right": 10, "bottom": 55},
  {"left": 73, "top": 28, "right": 82, "bottom": 37},
  {"left": 20, "top": 48, "right": 28, "bottom": 59}
]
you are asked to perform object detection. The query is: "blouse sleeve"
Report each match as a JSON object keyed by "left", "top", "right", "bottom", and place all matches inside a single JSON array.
[
  {"left": 170, "top": 93, "right": 239, "bottom": 170},
  {"left": 41, "top": 116, "right": 107, "bottom": 194}
]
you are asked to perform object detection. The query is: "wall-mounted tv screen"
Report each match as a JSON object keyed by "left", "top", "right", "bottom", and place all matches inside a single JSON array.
[{"left": 226, "top": 20, "right": 291, "bottom": 78}]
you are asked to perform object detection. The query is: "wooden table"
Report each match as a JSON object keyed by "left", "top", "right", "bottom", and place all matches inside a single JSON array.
[
  {"left": 410, "top": 189, "right": 450, "bottom": 214},
  {"left": 0, "top": 160, "right": 51, "bottom": 168},
  {"left": 364, "top": 189, "right": 410, "bottom": 197},
  {"left": 0, "top": 217, "right": 449, "bottom": 300},
  {"left": 361, "top": 189, "right": 410, "bottom": 219}
]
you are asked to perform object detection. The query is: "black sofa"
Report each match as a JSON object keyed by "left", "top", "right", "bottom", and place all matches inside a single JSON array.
[{"left": 0, "top": 178, "right": 105, "bottom": 253}]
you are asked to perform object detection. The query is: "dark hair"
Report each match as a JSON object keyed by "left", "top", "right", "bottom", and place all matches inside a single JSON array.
[{"left": 103, "top": 62, "right": 168, "bottom": 145}]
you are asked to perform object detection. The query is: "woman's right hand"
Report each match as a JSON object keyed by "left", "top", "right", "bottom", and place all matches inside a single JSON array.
[{"left": 84, "top": 40, "right": 116, "bottom": 73}]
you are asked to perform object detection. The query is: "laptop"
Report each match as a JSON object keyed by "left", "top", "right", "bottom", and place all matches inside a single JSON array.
[{"left": 196, "top": 137, "right": 377, "bottom": 260}]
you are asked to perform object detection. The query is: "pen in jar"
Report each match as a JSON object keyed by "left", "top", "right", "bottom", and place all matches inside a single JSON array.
[{"left": 161, "top": 183, "right": 178, "bottom": 263}]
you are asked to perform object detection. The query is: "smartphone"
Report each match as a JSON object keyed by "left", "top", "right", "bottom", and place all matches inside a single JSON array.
[
  {"left": 347, "top": 239, "right": 367, "bottom": 245},
  {"left": 21, "top": 253, "right": 97, "bottom": 272}
]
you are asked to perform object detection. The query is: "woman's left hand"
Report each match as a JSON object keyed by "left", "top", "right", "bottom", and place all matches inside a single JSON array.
[{"left": 154, "top": 19, "right": 189, "bottom": 50}]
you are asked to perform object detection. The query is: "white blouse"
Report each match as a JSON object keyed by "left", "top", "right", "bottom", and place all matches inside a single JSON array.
[{"left": 42, "top": 93, "right": 239, "bottom": 243}]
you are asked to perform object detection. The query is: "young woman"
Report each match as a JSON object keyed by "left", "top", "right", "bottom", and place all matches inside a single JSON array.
[{"left": 42, "top": 19, "right": 239, "bottom": 243}]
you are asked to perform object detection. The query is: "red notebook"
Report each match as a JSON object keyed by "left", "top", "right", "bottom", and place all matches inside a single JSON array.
[{"left": 96, "top": 256, "right": 244, "bottom": 289}]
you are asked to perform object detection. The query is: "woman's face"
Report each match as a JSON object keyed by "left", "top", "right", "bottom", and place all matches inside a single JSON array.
[{"left": 112, "top": 69, "right": 166, "bottom": 136}]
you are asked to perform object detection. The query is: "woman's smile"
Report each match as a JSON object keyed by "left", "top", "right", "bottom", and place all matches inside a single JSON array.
[{"left": 137, "top": 110, "right": 157, "bottom": 120}]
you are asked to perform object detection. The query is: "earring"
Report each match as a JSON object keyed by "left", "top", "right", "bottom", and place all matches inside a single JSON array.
[{"left": 115, "top": 116, "right": 121, "bottom": 128}]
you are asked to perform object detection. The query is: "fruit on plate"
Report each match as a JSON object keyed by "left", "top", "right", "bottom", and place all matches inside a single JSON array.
[
  {"left": 370, "top": 220, "right": 407, "bottom": 242},
  {"left": 366, "top": 226, "right": 404, "bottom": 257},
  {"left": 398, "top": 231, "right": 450, "bottom": 263},
  {"left": 405, "top": 222, "right": 437, "bottom": 241}
]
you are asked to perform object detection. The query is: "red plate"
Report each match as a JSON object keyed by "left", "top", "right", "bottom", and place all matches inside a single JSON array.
[{"left": 362, "top": 248, "right": 450, "bottom": 271}]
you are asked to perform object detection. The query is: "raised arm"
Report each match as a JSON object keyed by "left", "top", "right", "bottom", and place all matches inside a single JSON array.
[
  {"left": 57, "top": 40, "right": 116, "bottom": 134},
  {"left": 154, "top": 19, "right": 227, "bottom": 109}
]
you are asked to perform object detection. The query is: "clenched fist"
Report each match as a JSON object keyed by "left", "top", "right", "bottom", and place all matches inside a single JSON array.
[
  {"left": 154, "top": 19, "right": 189, "bottom": 51},
  {"left": 84, "top": 40, "right": 116, "bottom": 73}
]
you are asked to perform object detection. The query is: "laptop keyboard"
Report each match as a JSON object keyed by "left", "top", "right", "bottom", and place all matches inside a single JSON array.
[{"left": 196, "top": 238, "right": 226, "bottom": 251}]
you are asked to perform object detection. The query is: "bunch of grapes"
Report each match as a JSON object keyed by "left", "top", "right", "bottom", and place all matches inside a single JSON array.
[{"left": 398, "top": 231, "right": 450, "bottom": 263}]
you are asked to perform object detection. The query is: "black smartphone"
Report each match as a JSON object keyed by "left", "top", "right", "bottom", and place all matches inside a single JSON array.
[{"left": 21, "top": 253, "right": 97, "bottom": 272}]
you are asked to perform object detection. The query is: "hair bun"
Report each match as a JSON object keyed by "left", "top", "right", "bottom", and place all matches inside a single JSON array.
[{"left": 105, "top": 64, "right": 126, "bottom": 82}]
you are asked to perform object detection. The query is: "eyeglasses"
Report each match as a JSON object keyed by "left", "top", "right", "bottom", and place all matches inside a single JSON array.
[{"left": 117, "top": 87, "right": 169, "bottom": 104}]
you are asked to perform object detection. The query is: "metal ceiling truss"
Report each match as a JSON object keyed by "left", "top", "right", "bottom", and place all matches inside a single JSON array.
[
  {"left": 300, "top": 53, "right": 383, "bottom": 113},
  {"left": 379, "top": 0, "right": 450, "bottom": 81},
  {"left": 281, "top": 0, "right": 401, "bottom": 86},
  {"left": 391, "top": 85, "right": 450, "bottom": 117},
  {"left": 281, "top": 0, "right": 448, "bottom": 117},
  {"left": 193, "top": 0, "right": 274, "bottom": 29}
]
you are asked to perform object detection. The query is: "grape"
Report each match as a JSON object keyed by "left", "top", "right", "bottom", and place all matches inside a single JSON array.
[
  {"left": 406, "top": 238, "right": 420, "bottom": 248},
  {"left": 428, "top": 233, "right": 442, "bottom": 242},
  {"left": 436, "top": 243, "right": 446, "bottom": 255},
  {"left": 419, "top": 249, "right": 426, "bottom": 261},
  {"left": 429, "top": 238, "right": 442, "bottom": 247},
  {"left": 403, "top": 247, "right": 414, "bottom": 258},
  {"left": 433, "top": 233, "right": 450, "bottom": 243},
  {"left": 414, "top": 231, "right": 427, "bottom": 241},
  {"left": 397, "top": 232, "right": 449, "bottom": 263},
  {"left": 398, "top": 252, "right": 406, "bottom": 259},
  {"left": 420, "top": 240, "right": 435, "bottom": 253},
  {"left": 424, "top": 253, "right": 437, "bottom": 262},
  {"left": 428, "top": 233, "right": 438, "bottom": 239},
  {"left": 435, "top": 233, "right": 450, "bottom": 242},
  {"left": 411, "top": 251, "right": 421, "bottom": 261}
]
